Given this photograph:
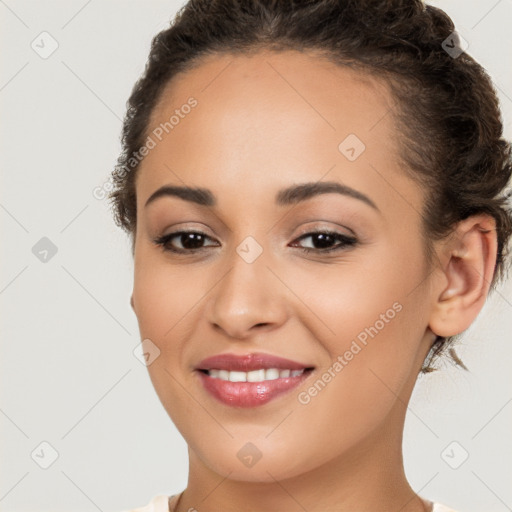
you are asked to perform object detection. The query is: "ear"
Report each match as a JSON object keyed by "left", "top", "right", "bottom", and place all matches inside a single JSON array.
[{"left": 428, "top": 214, "right": 497, "bottom": 338}]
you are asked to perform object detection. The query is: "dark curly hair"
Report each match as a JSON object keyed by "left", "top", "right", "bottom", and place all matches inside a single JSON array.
[{"left": 108, "top": 0, "right": 512, "bottom": 373}]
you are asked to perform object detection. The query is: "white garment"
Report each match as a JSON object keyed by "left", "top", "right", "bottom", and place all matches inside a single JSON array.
[
  {"left": 121, "top": 494, "right": 173, "bottom": 512},
  {"left": 122, "top": 494, "right": 459, "bottom": 511},
  {"left": 433, "top": 503, "right": 458, "bottom": 512}
]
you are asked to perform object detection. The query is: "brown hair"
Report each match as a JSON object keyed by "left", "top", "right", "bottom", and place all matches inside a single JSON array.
[{"left": 108, "top": 0, "right": 512, "bottom": 372}]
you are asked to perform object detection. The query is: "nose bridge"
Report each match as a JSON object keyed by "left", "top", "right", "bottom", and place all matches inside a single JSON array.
[{"left": 206, "top": 236, "right": 287, "bottom": 337}]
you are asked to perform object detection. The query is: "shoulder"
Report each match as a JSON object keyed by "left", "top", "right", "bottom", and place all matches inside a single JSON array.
[
  {"left": 432, "top": 503, "right": 460, "bottom": 512},
  {"left": 120, "top": 494, "right": 173, "bottom": 512}
]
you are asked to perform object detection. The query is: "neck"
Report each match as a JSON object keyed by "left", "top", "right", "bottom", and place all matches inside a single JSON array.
[{"left": 175, "top": 397, "right": 431, "bottom": 512}]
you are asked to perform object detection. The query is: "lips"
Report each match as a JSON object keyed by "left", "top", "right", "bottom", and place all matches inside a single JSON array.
[
  {"left": 194, "top": 352, "right": 316, "bottom": 408},
  {"left": 195, "top": 352, "right": 314, "bottom": 372}
]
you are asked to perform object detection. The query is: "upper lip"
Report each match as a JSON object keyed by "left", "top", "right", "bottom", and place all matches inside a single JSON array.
[{"left": 195, "top": 352, "right": 315, "bottom": 372}]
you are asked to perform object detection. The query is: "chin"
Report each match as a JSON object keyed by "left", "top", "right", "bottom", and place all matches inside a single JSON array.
[{"left": 191, "top": 437, "right": 324, "bottom": 483}]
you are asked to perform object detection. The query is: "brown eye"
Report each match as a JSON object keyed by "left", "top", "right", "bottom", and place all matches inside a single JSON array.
[
  {"left": 291, "top": 230, "right": 358, "bottom": 254},
  {"left": 153, "top": 231, "right": 219, "bottom": 253}
]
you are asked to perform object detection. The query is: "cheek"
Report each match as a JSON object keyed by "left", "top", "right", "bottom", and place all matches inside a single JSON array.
[
  {"left": 266, "top": 256, "right": 428, "bottom": 468},
  {"left": 132, "top": 250, "right": 205, "bottom": 340},
  {"left": 295, "top": 243, "right": 420, "bottom": 338},
  {"left": 293, "top": 241, "right": 427, "bottom": 391},
  {"left": 131, "top": 252, "right": 205, "bottom": 427}
]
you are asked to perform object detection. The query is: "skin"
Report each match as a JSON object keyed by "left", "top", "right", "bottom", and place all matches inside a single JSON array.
[{"left": 129, "top": 50, "right": 497, "bottom": 512}]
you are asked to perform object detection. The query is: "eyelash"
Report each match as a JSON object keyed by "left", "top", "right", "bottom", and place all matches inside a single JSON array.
[{"left": 152, "top": 229, "right": 358, "bottom": 255}]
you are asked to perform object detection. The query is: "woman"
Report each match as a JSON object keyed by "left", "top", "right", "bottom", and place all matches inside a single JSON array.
[{"left": 109, "top": 0, "right": 512, "bottom": 510}]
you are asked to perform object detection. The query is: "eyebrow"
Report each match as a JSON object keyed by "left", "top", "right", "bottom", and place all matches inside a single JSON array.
[{"left": 144, "top": 181, "right": 379, "bottom": 212}]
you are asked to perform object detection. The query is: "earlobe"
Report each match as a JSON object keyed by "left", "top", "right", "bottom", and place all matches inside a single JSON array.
[{"left": 428, "top": 214, "right": 497, "bottom": 338}]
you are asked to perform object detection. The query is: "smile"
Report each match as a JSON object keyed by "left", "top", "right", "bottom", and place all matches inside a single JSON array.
[
  {"left": 193, "top": 351, "right": 316, "bottom": 407},
  {"left": 202, "top": 368, "right": 308, "bottom": 382}
]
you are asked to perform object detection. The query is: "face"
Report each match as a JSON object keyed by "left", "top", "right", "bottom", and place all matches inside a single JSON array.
[{"left": 131, "top": 50, "right": 437, "bottom": 482}]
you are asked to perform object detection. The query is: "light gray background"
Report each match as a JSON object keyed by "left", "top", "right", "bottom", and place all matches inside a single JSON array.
[{"left": 1, "top": 1, "right": 511, "bottom": 511}]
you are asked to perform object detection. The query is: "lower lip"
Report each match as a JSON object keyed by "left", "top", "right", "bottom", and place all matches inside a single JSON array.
[{"left": 196, "top": 369, "right": 314, "bottom": 408}]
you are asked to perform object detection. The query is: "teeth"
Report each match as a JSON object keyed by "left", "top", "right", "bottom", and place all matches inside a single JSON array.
[
  {"left": 227, "top": 371, "right": 246, "bottom": 382},
  {"left": 206, "top": 368, "right": 306, "bottom": 382},
  {"left": 247, "top": 369, "right": 266, "bottom": 382}
]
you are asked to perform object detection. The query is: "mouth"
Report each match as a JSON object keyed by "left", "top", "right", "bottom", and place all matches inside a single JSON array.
[
  {"left": 197, "top": 367, "right": 314, "bottom": 381},
  {"left": 194, "top": 352, "right": 316, "bottom": 408}
]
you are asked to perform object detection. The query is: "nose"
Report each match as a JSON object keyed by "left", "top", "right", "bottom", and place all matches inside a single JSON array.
[{"left": 205, "top": 249, "right": 289, "bottom": 339}]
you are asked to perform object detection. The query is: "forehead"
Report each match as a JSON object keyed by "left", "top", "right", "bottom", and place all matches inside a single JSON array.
[
  {"left": 148, "top": 49, "right": 394, "bottom": 140},
  {"left": 136, "top": 49, "right": 420, "bottom": 218}
]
